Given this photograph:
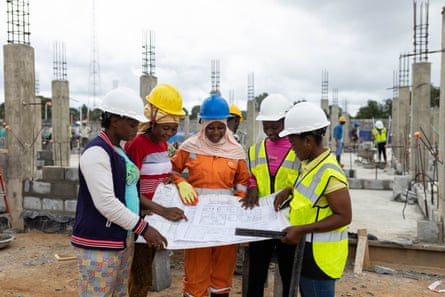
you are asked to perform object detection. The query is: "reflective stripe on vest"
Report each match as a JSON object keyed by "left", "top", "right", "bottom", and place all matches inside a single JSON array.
[
  {"left": 249, "top": 140, "right": 299, "bottom": 197},
  {"left": 305, "top": 230, "right": 348, "bottom": 242}
]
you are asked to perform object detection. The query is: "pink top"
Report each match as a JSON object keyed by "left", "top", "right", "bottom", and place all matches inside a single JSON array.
[{"left": 248, "top": 137, "right": 292, "bottom": 188}]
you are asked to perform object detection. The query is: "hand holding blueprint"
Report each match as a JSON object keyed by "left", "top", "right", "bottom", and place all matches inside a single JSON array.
[{"left": 137, "top": 184, "right": 291, "bottom": 249}]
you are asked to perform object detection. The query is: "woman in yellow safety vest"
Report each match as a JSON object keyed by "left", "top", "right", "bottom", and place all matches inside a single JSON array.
[
  {"left": 372, "top": 120, "right": 387, "bottom": 164},
  {"left": 274, "top": 102, "right": 352, "bottom": 297},
  {"left": 241, "top": 94, "right": 300, "bottom": 297}
]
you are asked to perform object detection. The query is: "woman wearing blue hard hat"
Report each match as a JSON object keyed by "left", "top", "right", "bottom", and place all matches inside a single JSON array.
[{"left": 171, "top": 93, "right": 250, "bottom": 297}]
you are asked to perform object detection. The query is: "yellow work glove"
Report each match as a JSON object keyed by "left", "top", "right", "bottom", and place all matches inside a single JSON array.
[{"left": 177, "top": 181, "right": 198, "bottom": 205}]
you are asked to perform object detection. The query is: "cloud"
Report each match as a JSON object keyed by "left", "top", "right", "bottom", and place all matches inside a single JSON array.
[{"left": 0, "top": 0, "right": 443, "bottom": 117}]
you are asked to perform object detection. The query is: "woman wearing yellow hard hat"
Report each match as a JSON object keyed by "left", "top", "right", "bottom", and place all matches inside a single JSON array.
[{"left": 125, "top": 83, "right": 187, "bottom": 297}]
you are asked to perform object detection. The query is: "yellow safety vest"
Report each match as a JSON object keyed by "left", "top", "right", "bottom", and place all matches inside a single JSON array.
[
  {"left": 289, "top": 153, "right": 349, "bottom": 279},
  {"left": 248, "top": 140, "right": 300, "bottom": 197},
  {"left": 372, "top": 127, "right": 387, "bottom": 144}
]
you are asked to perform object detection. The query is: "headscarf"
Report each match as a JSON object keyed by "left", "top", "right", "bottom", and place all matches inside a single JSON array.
[
  {"left": 138, "top": 103, "right": 184, "bottom": 132},
  {"left": 180, "top": 119, "right": 245, "bottom": 160}
]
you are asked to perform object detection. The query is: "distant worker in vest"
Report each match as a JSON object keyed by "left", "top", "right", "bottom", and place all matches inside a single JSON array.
[
  {"left": 274, "top": 101, "right": 352, "bottom": 297},
  {"left": 71, "top": 87, "right": 168, "bottom": 296},
  {"left": 171, "top": 93, "right": 250, "bottom": 297},
  {"left": 241, "top": 94, "right": 300, "bottom": 297},
  {"left": 350, "top": 121, "right": 360, "bottom": 152},
  {"left": 372, "top": 120, "right": 387, "bottom": 164},
  {"left": 333, "top": 115, "right": 346, "bottom": 166},
  {"left": 124, "top": 83, "right": 187, "bottom": 297},
  {"left": 227, "top": 104, "right": 243, "bottom": 143}
]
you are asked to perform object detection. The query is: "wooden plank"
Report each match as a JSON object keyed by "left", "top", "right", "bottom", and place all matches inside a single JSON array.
[
  {"left": 54, "top": 254, "right": 76, "bottom": 261},
  {"left": 353, "top": 229, "right": 369, "bottom": 274}
]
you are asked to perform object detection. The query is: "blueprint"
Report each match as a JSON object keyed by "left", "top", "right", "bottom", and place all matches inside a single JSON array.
[{"left": 136, "top": 184, "right": 291, "bottom": 249}]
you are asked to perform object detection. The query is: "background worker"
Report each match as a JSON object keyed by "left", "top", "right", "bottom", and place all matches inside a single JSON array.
[
  {"left": 0, "top": 122, "right": 8, "bottom": 148},
  {"left": 80, "top": 120, "right": 92, "bottom": 149},
  {"left": 71, "top": 87, "right": 167, "bottom": 296},
  {"left": 171, "top": 94, "right": 250, "bottom": 297},
  {"left": 241, "top": 94, "right": 300, "bottom": 297},
  {"left": 274, "top": 101, "right": 352, "bottom": 297},
  {"left": 227, "top": 104, "right": 243, "bottom": 142},
  {"left": 351, "top": 121, "right": 360, "bottom": 152},
  {"left": 333, "top": 115, "right": 346, "bottom": 166},
  {"left": 124, "top": 83, "right": 187, "bottom": 297},
  {"left": 372, "top": 120, "right": 387, "bottom": 164}
]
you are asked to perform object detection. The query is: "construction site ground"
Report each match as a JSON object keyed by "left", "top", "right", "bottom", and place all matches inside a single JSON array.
[
  {"left": 1, "top": 149, "right": 445, "bottom": 296},
  {"left": 0, "top": 231, "right": 443, "bottom": 297}
]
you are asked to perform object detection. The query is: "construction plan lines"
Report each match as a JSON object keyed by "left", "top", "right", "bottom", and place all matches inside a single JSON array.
[{"left": 137, "top": 184, "right": 290, "bottom": 249}]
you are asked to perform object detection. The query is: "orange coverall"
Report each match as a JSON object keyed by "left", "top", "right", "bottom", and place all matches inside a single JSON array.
[{"left": 171, "top": 149, "right": 249, "bottom": 297}]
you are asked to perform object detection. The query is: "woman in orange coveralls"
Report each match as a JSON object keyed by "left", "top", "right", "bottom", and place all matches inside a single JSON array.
[{"left": 171, "top": 94, "right": 250, "bottom": 297}]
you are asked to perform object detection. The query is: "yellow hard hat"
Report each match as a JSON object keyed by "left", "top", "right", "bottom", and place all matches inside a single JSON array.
[
  {"left": 229, "top": 104, "right": 243, "bottom": 122},
  {"left": 146, "top": 83, "right": 186, "bottom": 116},
  {"left": 339, "top": 116, "right": 346, "bottom": 123}
]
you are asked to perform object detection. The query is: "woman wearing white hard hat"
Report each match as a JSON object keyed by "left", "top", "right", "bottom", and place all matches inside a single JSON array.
[
  {"left": 241, "top": 93, "right": 300, "bottom": 297},
  {"left": 273, "top": 101, "right": 352, "bottom": 297},
  {"left": 71, "top": 87, "right": 167, "bottom": 296}
]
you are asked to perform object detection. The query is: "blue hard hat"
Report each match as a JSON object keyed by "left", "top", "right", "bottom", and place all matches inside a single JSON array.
[
  {"left": 353, "top": 121, "right": 359, "bottom": 127},
  {"left": 199, "top": 94, "right": 230, "bottom": 119}
]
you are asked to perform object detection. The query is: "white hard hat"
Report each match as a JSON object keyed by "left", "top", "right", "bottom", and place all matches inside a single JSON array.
[
  {"left": 256, "top": 94, "right": 293, "bottom": 121},
  {"left": 98, "top": 87, "right": 146, "bottom": 122},
  {"left": 375, "top": 120, "right": 384, "bottom": 129},
  {"left": 279, "top": 102, "right": 330, "bottom": 137}
]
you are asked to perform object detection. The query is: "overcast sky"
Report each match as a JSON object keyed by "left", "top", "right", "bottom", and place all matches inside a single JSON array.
[{"left": 0, "top": 0, "right": 443, "bottom": 116}]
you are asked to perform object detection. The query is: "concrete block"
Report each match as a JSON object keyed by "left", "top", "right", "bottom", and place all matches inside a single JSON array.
[
  {"left": 31, "top": 181, "right": 51, "bottom": 195},
  {"left": 51, "top": 182, "right": 78, "bottom": 198},
  {"left": 393, "top": 176, "right": 410, "bottom": 196},
  {"left": 23, "top": 196, "right": 42, "bottom": 210},
  {"left": 151, "top": 249, "right": 172, "bottom": 291},
  {"left": 65, "top": 200, "right": 77, "bottom": 212},
  {"left": 42, "top": 166, "right": 65, "bottom": 180},
  {"left": 363, "top": 179, "right": 385, "bottom": 190},
  {"left": 64, "top": 167, "right": 78, "bottom": 181},
  {"left": 37, "top": 150, "right": 52, "bottom": 161},
  {"left": 417, "top": 219, "right": 441, "bottom": 243},
  {"left": 42, "top": 198, "right": 64, "bottom": 211},
  {"left": 23, "top": 179, "right": 31, "bottom": 193},
  {"left": 348, "top": 178, "right": 363, "bottom": 189},
  {"left": 344, "top": 169, "right": 356, "bottom": 178}
]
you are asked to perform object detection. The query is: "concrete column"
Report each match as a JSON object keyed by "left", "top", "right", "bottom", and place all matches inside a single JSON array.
[
  {"left": 410, "top": 62, "right": 432, "bottom": 179},
  {"left": 183, "top": 116, "right": 190, "bottom": 139},
  {"left": 398, "top": 87, "right": 410, "bottom": 170},
  {"left": 3, "top": 44, "right": 41, "bottom": 229},
  {"left": 391, "top": 96, "right": 399, "bottom": 159},
  {"left": 246, "top": 99, "right": 259, "bottom": 149},
  {"left": 438, "top": 6, "right": 445, "bottom": 243},
  {"left": 330, "top": 104, "right": 339, "bottom": 149},
  {"left": 51, "top": 80, "right": 70, "bottom": 166},
  {"left": 139, "top": 75, "right": 157, "bottom": 105},
  {"left": 344, "top": 114, "right": 351, "bottom": 146},
  {"left": 320, "top": 99, "right": 329, "bottom": 146}
]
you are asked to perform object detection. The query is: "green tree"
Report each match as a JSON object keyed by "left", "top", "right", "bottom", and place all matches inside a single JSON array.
[
  {"left": 254, "top": 92, "right": 268, "bottom": 111},
  {"left": 431, "top": 84, "right": 440, "bottom": 108},
  {"left": 355, "top": 99, "right": 392, "bottom": 119}
]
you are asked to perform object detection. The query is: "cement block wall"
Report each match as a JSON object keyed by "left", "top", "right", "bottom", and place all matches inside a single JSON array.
[{"left": 21, "top": 166, "right": 78, "bottom": 232}]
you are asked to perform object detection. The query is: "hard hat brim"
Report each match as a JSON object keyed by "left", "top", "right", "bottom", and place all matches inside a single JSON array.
[
  {"left": 256, "top": 114, "right": 285, "bottom": 121},
  {"left": 279, "top": 122, "right": 330, "bottom": 138}
]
